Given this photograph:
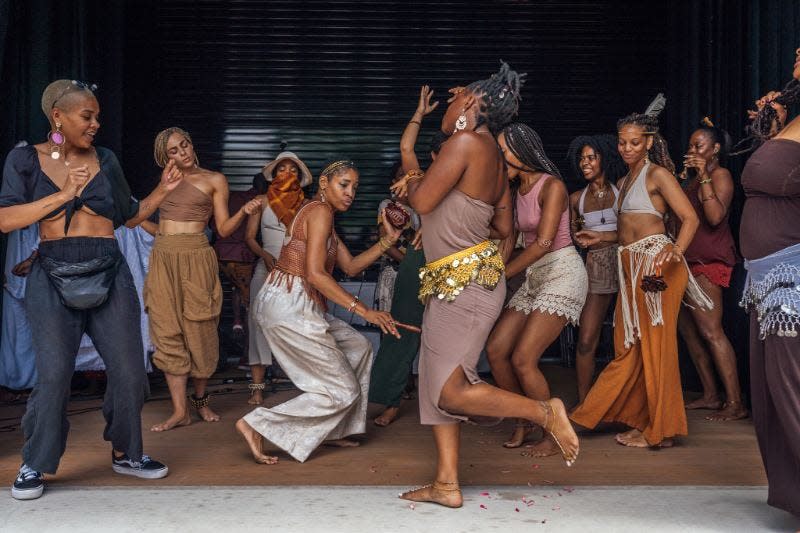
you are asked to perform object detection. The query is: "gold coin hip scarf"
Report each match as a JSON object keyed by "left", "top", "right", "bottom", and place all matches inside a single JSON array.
[{"left": 417, "top": 240, "right": 504, "bottom": 303}]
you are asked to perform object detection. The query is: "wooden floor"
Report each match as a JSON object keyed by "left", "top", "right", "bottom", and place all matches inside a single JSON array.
[{"left": 0, "top": 365, "right": 766, "bottom": 488}]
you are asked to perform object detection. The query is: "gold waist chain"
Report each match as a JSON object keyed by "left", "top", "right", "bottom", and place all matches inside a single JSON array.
[{"left": 418, "top": 240, "right": 504, "bottom": 303}]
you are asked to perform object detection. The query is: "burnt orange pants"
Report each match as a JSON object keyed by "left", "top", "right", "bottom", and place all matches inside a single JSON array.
[
  {"left": 145, "top": 234, "right": 222, "bottom": 378},
  {"left": 570, "top": 251, "right": 688, "bottom": 445}
]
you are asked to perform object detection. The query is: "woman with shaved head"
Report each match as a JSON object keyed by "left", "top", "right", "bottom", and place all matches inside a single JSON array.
[{"left": 0, "top": 79, "right": 179, "bottom": 500}]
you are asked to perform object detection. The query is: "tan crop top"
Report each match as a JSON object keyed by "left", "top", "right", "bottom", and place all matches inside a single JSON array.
[{"left": 159, "top": 179, "right": 213, "bottom": 222}]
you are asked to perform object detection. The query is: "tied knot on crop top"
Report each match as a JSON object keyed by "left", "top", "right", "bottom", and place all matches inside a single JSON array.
[
  {"left": 159, "top": 179, "right": 213, "bottom": 223},
  {"left": 617, "top": 161, "right": 663, "bottom": 218},
  {"left": 0, "top": 145, "right": 139, "bottom": 231}
]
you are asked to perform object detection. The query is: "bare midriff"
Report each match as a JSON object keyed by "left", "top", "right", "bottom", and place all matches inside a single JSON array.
[
  {"left": 617, "top": 213, "right": 665, "bottom": 247},
  {"left": 39, "top": 209, "right": 114, "bottom": 241},
  {"left": 158, "top": 219, "right": 206, "bottom": 235}
]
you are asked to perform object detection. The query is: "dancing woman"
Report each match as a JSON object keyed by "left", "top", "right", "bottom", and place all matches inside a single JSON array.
[
  {"left": 570, "top": 95, "right": 711, "bottom": 448},
  {"left": 236, "top": 160, "right": 402, "bottom": 464},
  {"left": 485, "top": 124, "right": 588, "bottom": 452},
  {"left": 567, "top": 134, "right": 627, "bottom": 403},
  {"left": 147, "top": 127, "right": 262, "bottom": 431},
  {"left": 0, "top": 80, "right": 176, "bottom": 500},
  {"left": 391, "top": 63, "right": 579, "bottom": 509},
  {"left": 676, "top": 120, "right": 746, "bottom": 421},
  {"left": 244, "top": 150, "right": 313, "bottom": 404},
  {"left": 738, "top": 48, "right": 800, "bottom": 517}
]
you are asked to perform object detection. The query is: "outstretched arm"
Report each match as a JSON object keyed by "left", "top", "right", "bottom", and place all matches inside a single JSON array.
[
  {"left": 209, "top": 174, "right": 262, "bottom": 238},
  {"left": 305, "top": 205, "right": 400, "bottom": 337}
]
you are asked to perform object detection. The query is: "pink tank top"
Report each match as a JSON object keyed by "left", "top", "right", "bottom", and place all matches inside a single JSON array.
[{"left": 516, "top": 175, "right": 572, "bottom": 250}]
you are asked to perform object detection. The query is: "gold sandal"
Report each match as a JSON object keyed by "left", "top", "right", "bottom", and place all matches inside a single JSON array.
[{"left": 541, "top": 400, "right": 577, "bottom": 467}]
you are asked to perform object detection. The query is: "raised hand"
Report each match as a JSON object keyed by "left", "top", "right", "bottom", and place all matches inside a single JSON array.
[
  {"left": 447, "top": 86, "right": 466, "bottom": 104},
  {"left": 389, "top": 176, "right": 410, "bottom": 200},
  {"left": 415, "top": 85, "right": 439, "bottom": 117},
  {"left": 242, "top": 197, "right": 263, "bottom": 215},
  {"left": 379, "top": 208, "right": 403, "bottom": 242},
  {"left": 159, "top": 159, "right": 183, "bottom": 191},
  {"left": 62, "top": 164, "right": 90, "bottom": 198},
  {"left": 683, "top": 154, "right": 707, "bottom": 176}
]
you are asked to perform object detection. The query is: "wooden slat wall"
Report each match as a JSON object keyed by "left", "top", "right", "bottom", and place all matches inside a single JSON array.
[{"left": 122, "top": 0, "right": 668, "bottom": 261}]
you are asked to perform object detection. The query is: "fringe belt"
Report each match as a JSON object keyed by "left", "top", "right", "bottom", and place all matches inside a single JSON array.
[
  {"left": 418, "top": 240, "right": 504, "bottom": 303},
  {"left": 741, "top": 242, "right": 800, "bottom": 339},
  {"left": 617, "top": 234, "right": 713, "bottom": 348}
]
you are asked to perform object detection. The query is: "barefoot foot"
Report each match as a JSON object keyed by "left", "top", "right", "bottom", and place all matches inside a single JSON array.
[
  {"left": 503, "top": 422, "right": 534, "bottom": 449},
  {"left": 235, "top": 418, "right": 278, "bottom": 464},
  {"left": 150, "top": 411, "right": 191, "bottom": 432},
  {"left": 685, "top": 396, "right": 722, "bottom": 410},
  {"left": 615, "top": 430, "right": 674, "bottom": 448},
  {"left": 528, "top": 435, "right": 561, "bottom": 458},
  {"left": 540, "top": 399, "right": 579, "bottom": 466},
  {"left": 324, "top": 438, "right": 360, "bottom": 448},
  {"left": 248, "top": 389, "right": 264, "bottom": 406},
  {"left": 197, "top": 405, "right": 220, "bottom": 422},
  {"left": 374, "top": 407, "right": 400, "bottom": 427},
  {"left": 399, "top": 482, "right": 463, "bottom": 508},
  {"left": 705, "top": 401, "right": 749, "bottom": 421}
]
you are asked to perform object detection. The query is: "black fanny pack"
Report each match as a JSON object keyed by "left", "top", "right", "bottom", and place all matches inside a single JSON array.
[{"left": 39, "top": 254, "right": 120, "bottom": 310}]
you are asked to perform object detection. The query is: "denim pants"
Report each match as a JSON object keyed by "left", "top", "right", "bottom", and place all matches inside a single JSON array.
[{"left": 21, "top": 237, "right": 148, "bottom": 474}]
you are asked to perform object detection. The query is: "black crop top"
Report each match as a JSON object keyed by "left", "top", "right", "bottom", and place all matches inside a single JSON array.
[{"left": 0, "top": 145, "right": 139, "bottom": 231}]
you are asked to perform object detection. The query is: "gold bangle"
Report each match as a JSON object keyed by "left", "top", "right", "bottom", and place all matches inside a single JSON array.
[
  {"left": 379, "top": 237, "right": 395, "bottom": 251},
  {"left": 347, "top": 296, "right": 360, "bottom": 312},
  {"left": 404, "top": 169, "right": 425, "bottom": 183},
  {"left": 699, "top": 178, "right": 712, "bottom": 185}
]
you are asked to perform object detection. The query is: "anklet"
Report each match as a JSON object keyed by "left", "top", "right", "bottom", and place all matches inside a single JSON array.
[
  {"left": 433, "top": 481, "right": 461, "bottom": 492},
  {"left": 248, "top": 382, "right": 266, "bottom": 395},
  {"left": 190, "top": 393, "right": 210, "bottom": 409}
]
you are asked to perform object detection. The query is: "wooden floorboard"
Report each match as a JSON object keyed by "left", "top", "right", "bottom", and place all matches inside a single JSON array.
[{"left": 0, "top": 365, "right": 766, "bottom": 488}]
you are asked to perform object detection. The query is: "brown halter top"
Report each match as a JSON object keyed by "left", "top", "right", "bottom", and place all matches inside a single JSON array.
[{"left": 159, "top": 179, "right": 213, "bottom": 223}]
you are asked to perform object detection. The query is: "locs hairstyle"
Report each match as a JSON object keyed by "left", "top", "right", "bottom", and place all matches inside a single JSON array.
[
  {"left": 617, "top": 93, "right": 676, "bottom": 174},
  {"left": 732, "top": 78, "right": 800, "bottom": 155},
  {"left": 466, "top": 61, "right": 527, "bottom": 134},
  {"left": 153, "top": 126, "right": 198, "bottom": 168}
]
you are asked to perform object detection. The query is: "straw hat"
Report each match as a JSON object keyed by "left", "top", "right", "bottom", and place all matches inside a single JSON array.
[{"left": 261, "top": 151, "right": 313, "bottom": 188}]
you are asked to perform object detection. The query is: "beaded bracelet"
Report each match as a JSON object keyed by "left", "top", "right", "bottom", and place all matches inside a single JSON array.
[{"left": 347, "top": 296, "right": 360, "bottom": 312}]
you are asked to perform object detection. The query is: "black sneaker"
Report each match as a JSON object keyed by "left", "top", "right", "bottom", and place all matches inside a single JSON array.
[
  {"left": 112, "top": 453, "right": 169, "bottom": 479},
  {"left": 11, "top": 464, "right": 43, "bottom": 500}
]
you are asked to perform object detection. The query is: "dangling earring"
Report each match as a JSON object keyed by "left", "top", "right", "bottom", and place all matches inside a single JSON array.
[
  {"left": 49, "top": 122, "right": 65, "bottom": 160},
  {"left": 320, "top": 187, "right": 327, "bottom": 203},
  {"left": 453, "top": 110, "right": 468, "bottom": 134},
  {"left": 644, "top": 153, "right": 649, "bottom": 164}
]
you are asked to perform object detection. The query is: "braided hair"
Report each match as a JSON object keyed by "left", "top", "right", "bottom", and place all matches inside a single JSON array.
[
  {"left": 501, "top": 123, "right": 562, "bottom": 178},
  {"left": 153, "top": 126, "right": 198, "bottom": 168},
  {"left": 320, "top": 159, "right": 357, "bottom": 180},
  {"left": 732, "top": 78, "right": 800, "bottom": 155},
  {"left": 617, "top": 113, "right": 676, "bottom": 175},
  {"left": 565, "top": 134, "right": 627, "bottom": 185},
  {"left": 467, "top": 61, "right": 527, "bottom": 134}
]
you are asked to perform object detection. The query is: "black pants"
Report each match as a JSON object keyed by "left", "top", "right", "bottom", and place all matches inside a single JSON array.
[
  {"left": 750, "top": 314, "right": 800, "bottom": 517},
  {"left": 21, "top": 237, "right": 148, "bottom": 474}
]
